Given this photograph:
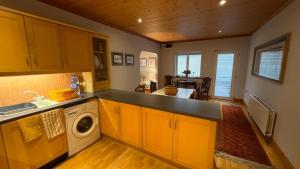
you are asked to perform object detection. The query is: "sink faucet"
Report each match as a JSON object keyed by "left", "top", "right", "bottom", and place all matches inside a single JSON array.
[{"left": 23, "top": 91, "right": 44, "bottom": 102}]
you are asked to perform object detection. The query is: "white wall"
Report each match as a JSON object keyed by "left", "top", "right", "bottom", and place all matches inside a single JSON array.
[
  {"left": 0, "top": 0, "right": 160, "bottom": 91},
  {"left": 160, "top": 37, "right": 250, "bottom": 99},
  {"left": 244, "top": 0, "right": 300, "bottom": 167},
  {"left": 140, "top": 51, "right": 158, "bottom": 85}
]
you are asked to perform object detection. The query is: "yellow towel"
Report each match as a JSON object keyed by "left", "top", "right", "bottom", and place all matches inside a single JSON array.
[
  {"left": 17, "top": 115, "right": 43, "bottom": 143},
  {"left": 40, "top": 109, "right": 65, "bottom": 140}
]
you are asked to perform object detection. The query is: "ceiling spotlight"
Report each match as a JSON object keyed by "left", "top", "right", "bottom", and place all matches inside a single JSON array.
[
  {"left": 218, "top": 30, "right": 222, "bottom": 33},
  {"left": 219, "top": 0, "right": 226, "bottom": 6},
  {"left": 138, "top": 18, "right": 142, "bottom": 23}
]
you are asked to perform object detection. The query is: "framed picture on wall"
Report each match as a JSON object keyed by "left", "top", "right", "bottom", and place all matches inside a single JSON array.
[
  {"left": 251, "top": 33, "right": 291, "bottom": 83},
  {"left": 148, "top": 58, "right": 156, "bottom": 68},
  {"left": 125, "top": 54, "right": 134, "bottom": 66},
  {"left": 140, "top": 58, "right": 147, "bottom": 67},
  {"left": 111, "top": 52, "right": 123, "bottom": 66}
]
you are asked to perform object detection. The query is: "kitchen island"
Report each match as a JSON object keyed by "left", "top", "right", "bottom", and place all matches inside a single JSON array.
[{"left": 0, "top": 89, "right": 222, "bottom": 169}]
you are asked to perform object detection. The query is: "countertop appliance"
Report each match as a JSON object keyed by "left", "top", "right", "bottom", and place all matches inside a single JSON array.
[{"left": 64, "top": 100, "right": 100, "bottom": 156}]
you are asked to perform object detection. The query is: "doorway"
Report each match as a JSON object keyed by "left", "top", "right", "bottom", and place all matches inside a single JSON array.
[
  {"left": 214, "top": 52, "right": 235, "bottom": 98},
  {"left": 139, "top": 51, "right": 158, "bottom": 86}
]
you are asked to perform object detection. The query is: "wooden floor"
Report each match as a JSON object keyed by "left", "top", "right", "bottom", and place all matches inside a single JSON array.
[
  {"left": 57, "top": 99, "right": 289, "bottom": 169},
  {"left": 56, "top": 137, "right": 181, "bottom": 169}
]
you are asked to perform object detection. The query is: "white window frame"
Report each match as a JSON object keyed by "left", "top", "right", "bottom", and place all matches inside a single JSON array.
[{"left": 175, "top": 52, "right": 202, "bottom": 77}]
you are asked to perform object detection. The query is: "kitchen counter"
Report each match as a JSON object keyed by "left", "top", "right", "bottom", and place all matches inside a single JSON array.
[
  {"left": 0, "top": 89, "right": 222, "bottom": 124},
  {"left": 0, "top": 94, "right": 97, "bottom": 124},
  {"left": 95, "top": 89, "right": 222, "bottom": 121}
]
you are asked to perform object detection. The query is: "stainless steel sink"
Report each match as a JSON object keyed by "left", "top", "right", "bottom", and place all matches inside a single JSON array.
[{"left": 0, "top": 103, "right": 38, "bottom": 116}]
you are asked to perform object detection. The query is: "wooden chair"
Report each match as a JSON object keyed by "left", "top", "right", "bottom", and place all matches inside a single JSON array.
[
  {"left": 191, "top": 77, "right": 211, "bottom": 100},
  {"left": 164, "top": 75, "right": 173, "bottom": 86}
]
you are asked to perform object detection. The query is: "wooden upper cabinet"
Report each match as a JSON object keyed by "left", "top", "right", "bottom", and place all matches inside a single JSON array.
[
  {"left": 99, "top": 99, "right": 119, "bottom": 139},
  {"left": 0, "top": 10, "right": 31, "bottom": 72},
  {"left": 24, "top": 17, "right": 63, "bottom": 71},
  {"left": 119, "top": 103, "right": 142, "bottom": 148},
  {"left": 142, "top": 108, "right": 173, "bottom": 160},
  {"left": 60, "top": 26, "right": 91, "bottom": 71},
  {"left": 172, "top": 114, "right": 217, "bottom": 169}
]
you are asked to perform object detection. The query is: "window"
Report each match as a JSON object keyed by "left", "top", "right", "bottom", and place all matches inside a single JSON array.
[
  {"left": 252, "top": 33, "right": 290, "bottom": 83},
  {"left": 176, "top": 53, "right": 201, "bottom": 77}
]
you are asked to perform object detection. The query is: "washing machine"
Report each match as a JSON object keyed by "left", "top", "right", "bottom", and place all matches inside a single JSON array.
[{"left": 64, "top": 100, "right": 101, "bottom": 156}]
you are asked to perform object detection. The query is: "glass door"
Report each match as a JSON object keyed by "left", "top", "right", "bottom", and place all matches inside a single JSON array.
[
  {"left": 214, "top": 52, "right": 235, "bottom": 98},
  {"left": 92, "top": 37, "right": 109, "bottom": 83}
]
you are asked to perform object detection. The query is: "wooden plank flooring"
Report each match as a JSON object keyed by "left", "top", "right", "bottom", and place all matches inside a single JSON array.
[{"left": 56, "top": 137, "right": 180, "bottom": 169}]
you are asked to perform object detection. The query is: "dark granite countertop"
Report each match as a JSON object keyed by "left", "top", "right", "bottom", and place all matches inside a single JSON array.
[
  {"left": 0, "top": 89, "right": 222, "bottom": 125},
  {"left": 94, "top": 89, "right": 222, "bottom": 121}
]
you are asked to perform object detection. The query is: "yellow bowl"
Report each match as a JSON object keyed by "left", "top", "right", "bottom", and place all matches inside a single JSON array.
[{"left": 164, "top": 87, "right": 178, "bottom": 95}]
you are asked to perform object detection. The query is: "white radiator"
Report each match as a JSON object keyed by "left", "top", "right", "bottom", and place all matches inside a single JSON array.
[{"left": 247, "top": 95, "right": 276, "bottom": 142}]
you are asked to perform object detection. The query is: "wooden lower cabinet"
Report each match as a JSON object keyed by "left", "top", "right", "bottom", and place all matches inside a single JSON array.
[
  {"left": 99, "top": 99, "right": 119, "bottom": 139},
  {"left": 119, "top": 103, "right": 142, "bottom": 148},
  {"left": 142, "top": 108, "right": 174, "bottom": 160},
  {"left": 99, "top": 99, "right": 142, "bottom": 148},
  {"left": 99, "top": 100, "right": 217, "bottom": 168},
  {"left": 173, "top": 114, "right": 217, "bottom": 169},
  {"left": 0, "top": 129, "right": 8, "bottom": 169},
  {"left": 0, "top": 114, "right": 68, "bottom": 169}
]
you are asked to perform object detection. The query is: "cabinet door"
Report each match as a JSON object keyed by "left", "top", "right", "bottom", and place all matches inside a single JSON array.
[
  {"left": 119, "top": 103, "right": 142, "bottom": 148},
  {"left": 0, "top": 10, "right": 31, "bottom": 72},
  {"left": 173, "top": 114, "right": 217, "bottom": 169},
  {"left": 24, "top": 17, "right": 63, "bottom": 71},
  {"left": 60, "top": 26, "right": 91, "bottom": 71},
  {"left": 142, "top": 108, "right": 173, "bottom": 160},
  {"left": 0, "top": 128, "right": 8, "bottom": 169},
  {"left": 0, "top": 115, "right": 68, "bottom": 169},
  {"left": 99, "top": 99, "right": 119, "bottom": 139}
]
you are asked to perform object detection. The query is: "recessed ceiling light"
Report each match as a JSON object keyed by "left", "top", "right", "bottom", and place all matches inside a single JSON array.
[
  {"left": 219, "top": 0, "right": 226, "bottom": 6},
  {"left": 218, "top": 30, "right": 222, "bottom": 33},
  {"left": 138, "top": 18, "right": 142, "bottom": 23}
]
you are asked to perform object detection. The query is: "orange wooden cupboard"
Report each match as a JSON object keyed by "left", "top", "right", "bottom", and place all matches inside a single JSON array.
[
  {"left": 24, "top": 17, "right": 64, "bottom": 72},
  {"left": 0, "top": 114, "right": 68, "bottom": 169},
  {"left": 142, "top": 108, "right": 174, "bottom": 160},
  {"left": 173, "top": 114, "right": 217, "bottom": 169},
  {"left": 0, "top": 129, "right": 9, "bottom": 169},
  {"left": 99, "top": 99, "right": 143, "bottom": 148},
  {"left": 0, "top": 10, "right": 31, "bottom": 73},
  {"left": 100, "top": 99, "right": 217, "bottom": 169}
]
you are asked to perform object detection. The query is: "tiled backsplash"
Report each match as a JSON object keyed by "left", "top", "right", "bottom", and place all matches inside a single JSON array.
[{"left": 0, "top": 73, "right": 72, "bottom": 107}]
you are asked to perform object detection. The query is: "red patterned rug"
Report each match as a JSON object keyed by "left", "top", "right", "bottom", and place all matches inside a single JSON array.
[{"left": 216, "top": 105, "right": 272, "bottom": 166}]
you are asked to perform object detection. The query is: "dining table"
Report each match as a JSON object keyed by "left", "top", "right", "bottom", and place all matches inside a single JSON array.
[{"left": 151, "top": 87, "right": 195, "bottom": 99}]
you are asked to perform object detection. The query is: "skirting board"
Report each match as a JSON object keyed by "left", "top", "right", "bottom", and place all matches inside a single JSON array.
[{"left": 270, "top": 140, "right": 295, "bottom": 169}]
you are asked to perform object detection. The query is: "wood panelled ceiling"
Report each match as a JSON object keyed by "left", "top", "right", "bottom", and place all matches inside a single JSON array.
[{"left": 38, "top": 0, "right": 290, "bottom": 42}]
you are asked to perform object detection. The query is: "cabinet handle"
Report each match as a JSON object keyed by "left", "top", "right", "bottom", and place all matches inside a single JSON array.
[
  {"left": 114, "top": 107, "right": 118, "bottom": 115},
  {"left": 169, "top": 119, "right": 172, "bottom": 129},
  {"left": 117, "top": 106, "right": 120, "bottom": 114},
  {"left": 114, "top": 106, "right": 120, "bottom": 115},
  {"left": 174, "top": 120, "right": 178, "bottom": 130},
  {"left": 25, "top": 58, "right": 30, "bottom": 67},
  {"left": 34, "top": 58, "right": 38, "bottom": 66}
]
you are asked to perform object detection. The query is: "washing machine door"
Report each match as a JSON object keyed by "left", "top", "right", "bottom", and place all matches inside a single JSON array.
[{"left": 72, "top": 112, "right": 97, "bottom": 138}]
